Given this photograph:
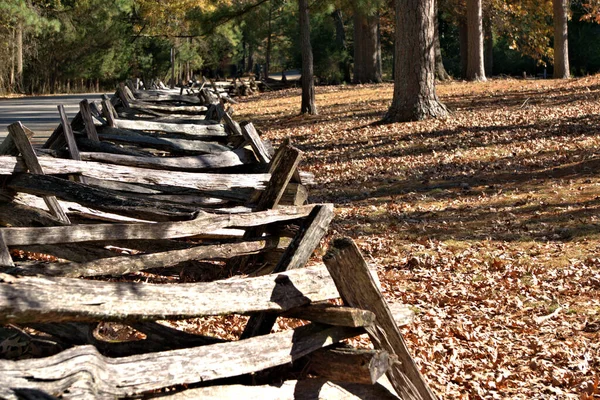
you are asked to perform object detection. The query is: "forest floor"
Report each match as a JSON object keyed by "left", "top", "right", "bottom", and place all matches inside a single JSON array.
[{"left": 234, "top": 76, "right": 600, "bottom": 399}]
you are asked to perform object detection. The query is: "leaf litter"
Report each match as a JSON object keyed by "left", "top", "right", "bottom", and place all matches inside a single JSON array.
[{"left": 235, "top": 76, "right": 600, "bottom": 399}]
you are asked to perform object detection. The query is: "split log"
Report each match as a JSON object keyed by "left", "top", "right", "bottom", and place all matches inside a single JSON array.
[
  {"left": 283, "top": 304, "right": 375, "bottom": 327},
  {"left": 78, "top": 148, "right": 256, "bottom": 171},
  {"left": 150, "top": 379, "right": 400, "bottom": 400},
  {"left": 57, "top": 105, "right": 81, "bottom": 161},
  {"left": 128, "top": 101, "right": 207, "bottom": 115},
  {"left": 323, "top": 238, "right": 438, "bottom": 400},
  {"left": 6, "top": 123, "right": 70, "bottom": 224},
  {"left": 6, "top": 174, "right": 199, "bottom": 222},
  {"left": 130, "top": 92, "right": 202, "bottom": 104},
  {"left": 240, "top": 122, "right": 271, "bottom": 164},
  {"left": 0, "top": 263, "right": 339, "bottom": 323},
  {"left": 308, "top": 346, "right": 392, "bottom": 385},
  {"left": 0, "top": 324, "right": 361, "bottom": 399},
  {"left": 241, "top": 205, "right": 334, "bottom": 337},
  {"left": 98, "top": 129, "right": 231, "bottom": 154},
  {"left": 32, "top": 237, "right": 282, "bottom": 278},
  {"left": 79, "top": 100, "right": 100, "bottom": 142},
  {"left": 0, "top": 204, "right": 315, "bottom": 246},
  {"left": 77, "top": 137, "right": 153, "bottom": 157},
  {"left": 0, "top": 156, "right": 271, "bottom": 192},
  {"left": 29, "top": 322, "right": 225, "bottom": 358},
  {"left": 112, "top": 119, "right": 226, "bottom": 137}
]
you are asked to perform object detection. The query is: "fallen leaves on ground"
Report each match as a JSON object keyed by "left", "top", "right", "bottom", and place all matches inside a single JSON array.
[{"left": 236, "top": 76, "right": 600, "bottom": 399}]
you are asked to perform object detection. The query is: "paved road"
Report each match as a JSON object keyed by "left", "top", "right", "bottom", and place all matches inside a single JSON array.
[{"left": 0, "top": 93, "right": 103, "bottom": 145}]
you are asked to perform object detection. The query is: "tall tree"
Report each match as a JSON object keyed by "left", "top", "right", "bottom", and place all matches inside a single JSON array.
[
  {"left": 299, "top": 0, "right": 316, "bottom": 114},
  {"left": 385, "top": 0, "right": 447, "bottom": 122},
  {"left": 434, "top": 1, "right": 450, "bottom": 81},
  {"left": 353, "top": 10, "right": 382, "bottom": 83},
  {"left": 332, "top": 9, "right": 351, "bottom": 83},
  {"left": 466, "top": 0, "right": 486, "bottom": 81},
  {"left": 553, "top": 0, "right": 570, "bottom": 78}
]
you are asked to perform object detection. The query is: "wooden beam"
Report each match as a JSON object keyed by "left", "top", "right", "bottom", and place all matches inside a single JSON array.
[
  {"left": 79, "top": 99, "right": 100, "bottom": 142},
  {"left": 0, "top": 156, "right": 271, "bottom": 192},
  {"left": 78, "top": 149, "right": 256, "bottom": 171},
  {"left": 37, "top": 237, "right": 282, "bottom": 278},
  {"left": 241, "top": 122, "right": 271, "bottom": 164},
  {"left": 0, "top": 264, "right": 340, "bottom": 323},
  {"left": 7, "top": 123, "right": 70, "bottom": 224},
  {"left": 283, "top": 304, "right": 375, "bottom": 327},
  {"left": 57, "top": 104, "right": 81, "bottom": 161},
  {"left": 151, "top": 379, "right": 400, "bottom": 399},
  {"left": 323, "top": 238, "right": 438, "bottom": 400},
  {"left": 128, "top": 101, "right": 207, "bottom": 115},
  {"left": 101, "top": 98, "right": 116, "bottom": 127},
  {"left": 241, "top": 204, "right": 334, "bottom": 338},
  {"left": 112, "top": 119, "right": 226, "bottom": 137},
  {"left": 0, "top": 204, "right": 315, "bottom": 246},
  {"left": 309, "top": 346, "right": 392, "bottom": 385},
  {"left": 255, "top": 143, "right": 303, "bottom": 210},
  {"left": 0, "top": 324, "right": 361, "bottom": 399}
]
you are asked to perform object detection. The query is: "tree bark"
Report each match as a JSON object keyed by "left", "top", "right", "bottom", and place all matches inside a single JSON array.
[
  {"left": 353, "top": 12, "right": 382, "bottom": 83},
  {"left": 299, "top": 0, "right": 317, "bottom": 114},
  {"left": 265, "top": 3, "right": 273, "bottom": 80},
  {"left": 459, "top": 21, "right": 468, "bottom": 79},
  {"left": 553, "top": 0, "right": 570, "bottom": 78},
  {"left": 333, "top": 9, "right": 352, "bottom": 83},
  {"left": 385, "top": 0, "right": 448, "bottom": 122},
  {"left": 434, "top": 3, "right": 450, "bottom": 81},
  {"left": 466, "top": 0, "right": 486, "bottom": 81},
  {"left": 484, "top": 17, "right": 493, "bottom": 76}
]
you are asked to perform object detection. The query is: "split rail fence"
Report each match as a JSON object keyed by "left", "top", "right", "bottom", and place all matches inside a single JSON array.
[{"left": 0, "top": 83, "right": 437, "bottom": 399}]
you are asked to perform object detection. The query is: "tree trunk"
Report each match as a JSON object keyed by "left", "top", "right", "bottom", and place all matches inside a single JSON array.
[
  {"left": 16, "top": 22, "right": 23, "bottom": 91},
  {"left": 484, "top": 18, "right": 493, "bottom": 77},
  {"left": 265, "top": 4, "right": 273, "bottom": 80},
  {"left": 466, "top": 0, "right": 486, "bottom": 81},
  {"left": 458, "top": 21, "right": 468, "bottom": 79},
  {"left": 299, "top": 0, "right": 317, "bottom": 114},
  {"left": 332, "top": 9, "right": 351, "bottom": 83},
  {"left": 434, "top": 3, "right": 450, "bottom": 81},
  {"left": 353, "top": 12, "right": 382, "bottom": 83},
  {"left": 385, "top": 0, "right": 448, "bottom": 122},
  {"left": 553, "top": 0, "right": 570, "bottom": 78},
  {"left": 247, "top": 44, "right": 254, "bottom": 73},
  {"left": 9, "top": 27, "right": 15, "bottom": 90}
]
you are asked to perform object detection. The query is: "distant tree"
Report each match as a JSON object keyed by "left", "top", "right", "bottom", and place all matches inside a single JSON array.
[
  {"left": 299, "top": 0, "right": 316, "bottom": 114},
  {"left": 553, "top": 0, "right": 570, "bottom": 78},
  {"left": 466, "top": 0, "right": 486, "bottom": 81},
  {"left": 434, "top": 0, "right": 450, "bottom": 81},
  {"left": 385, "top": 0, "right": 447, "bottom": 122},
  {"left": 353, "top": 9, "right": 382, "bottom": 83}
]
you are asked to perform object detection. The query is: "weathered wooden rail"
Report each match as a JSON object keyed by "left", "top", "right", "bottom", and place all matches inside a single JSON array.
[{"left": 0, "top": 84, "right": 437, "bottom": 400}]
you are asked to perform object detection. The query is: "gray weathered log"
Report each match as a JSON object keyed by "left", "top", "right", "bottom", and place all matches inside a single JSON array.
[
  {"left": 0, "top": 204, "right": 314, "bottom": 246},
  {"left": 149, "top": 379, "right": 400, "bottom": 399},
  {"left": 79, "top": 100, "right": 100, "bottom": 142},
  {"left": 131, "top": 92, "right": 202, "bottom": 104},
  {"left": 6, "top": 123, "right": 70, "bottom": 224},
  {"left": 241, "top": 122, "right": 271, "bottom": 164},
  {"left": 128, "top": 101, "right": 207, "bottom": 115},
  {"left": 0, "top": 324, "right": 361, "bottom": 399},
  {"left": 101, "top": 98, "right": 116, "bottom": 127},
  {"left": 0, "top": 156, "right": 270, "bottom": 192},
  {"left": 283, "top": 304, "right": 376, "bottom": 327},
  {"left": 309, "top": 346, "right": 392, "bottom": 385},
  {"left": 78, "top": 148, "right": 256, "bottom": 171},
  {"left": 36, "top": 237, "right": 282, "bottom": 278},
  {"left": 0, "top": 264, "right": 339, "bottom": 323},
  {"left": 57, "top": 105, "right": 81, "bottom": 161},
  {"left": 112, "top": 119, "right": 226, "bottom": 137},
  {"left": 6, "top": 174, "right": 199, "bottom": 222},
  {"left": 241, "top": 204, "right": 334, "bottom": 338},
  {"left": 323, "top": 238, "right": 438, "bottom": 400},
  {"left": 77, "top": 137, "right": 153, "bottom": 157}
]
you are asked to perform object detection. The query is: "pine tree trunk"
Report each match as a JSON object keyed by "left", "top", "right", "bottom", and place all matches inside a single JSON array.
[
  {"left": 459, "top": 21, "right": 468, "bottom": 79},
  {"left": 385, "top": 0, "right": 448, "bottom": 122},
  {"left": 16, "top": 22, "right": 23, "bottom": 91},
  {"left": 265, "top": 4, "right": 273, "bottom": 80},
  {"left": 466, "top": 0, "right": 486, "bottom": 81},
  {"left": 434, "top": 2, "right": 450, "bottom": 81},
  {"left": 299, "top": 0, "right": 317, "bottom": 114},
  {"left": 332, "top": 9, "right": 351, "bottom": 83},
  {"left": 484, "top": 18, "right": 493, "bottom": 77},
  {"left": 353, "top": 12, "right": 382, "bottom": 83},
  {"left": 9, "top": 27, "right": 15, "bottom": 90},
  {"left": 553, "top": 0, "right": 570, "bottom": 78}
]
